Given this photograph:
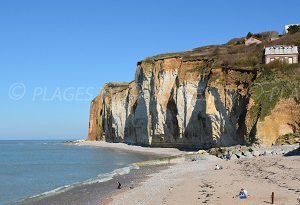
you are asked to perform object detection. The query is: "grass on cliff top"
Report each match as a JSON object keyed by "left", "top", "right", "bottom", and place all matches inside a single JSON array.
[
  {"left": 249, "top": 61, "right": 300, "bottom": 121},
  {"left": 143, "top": 31, "right": 300, "bottom": 70},
  {"left": 105, "top": 82, "right": 129, "bottom": 88}
]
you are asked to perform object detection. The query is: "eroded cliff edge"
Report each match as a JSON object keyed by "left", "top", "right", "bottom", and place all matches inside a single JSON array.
[{"left": 88, "top": 33, "right": 300, "bottom": 148}]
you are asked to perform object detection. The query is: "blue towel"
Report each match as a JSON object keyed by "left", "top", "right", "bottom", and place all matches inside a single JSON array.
[{"left": 239, "top": 193, "right": 247, "bottom": 199}]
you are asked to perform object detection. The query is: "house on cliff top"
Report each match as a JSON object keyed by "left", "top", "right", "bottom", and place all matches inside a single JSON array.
[
  {"left": 245, "top": 36, "right": 262, "bottom": 46},
  {"left": 264, "top": 45, "right": 298, "bottom": 64}
]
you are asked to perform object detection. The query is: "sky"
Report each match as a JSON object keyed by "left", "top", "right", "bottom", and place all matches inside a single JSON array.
[{"left": 0, "top": 0, "right": 299, "bottom": 140}]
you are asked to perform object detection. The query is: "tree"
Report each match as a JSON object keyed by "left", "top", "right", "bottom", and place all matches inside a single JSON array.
[
  {"left": 253, "top": 33, "right": 262, "bottom": 39},
  {"left": 246, "top": 32, "right": 253, "bottom": 38},
  {"left": 287, "top": 25, "right": 300, "bottom": 34}
]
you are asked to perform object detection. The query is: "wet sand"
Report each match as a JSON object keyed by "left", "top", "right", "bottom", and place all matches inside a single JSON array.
[{"left": 19, "top": 165, "right": 169, "bottom": 205}]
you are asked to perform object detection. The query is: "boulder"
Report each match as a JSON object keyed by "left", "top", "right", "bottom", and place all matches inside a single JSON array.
[
  {"left": 230, "top": 154, "right": 238, "bottom": 160},
  {"left": 243, "top": 151, "right": 252, "bottom": 157},
  {"left": 252, "top": 150, "right": 260, "bottom": 157},
  {"left": 240, "top": 146, "right": 249, "bottom": 153},
  {"left": 197, "top": 150, "right": 209, "bottom": 155},
  {"left": 275, "top": 149, "right": 284, "bottom": 155},
  {"left": 232, "top": 149, "right": 240, "bottom": 155},
  {"left": 209, "top": 148, "right": 218, "bottom": 155},
  {"left": 217, "top": 152, "right": 224, "bottom": 158},
  {"left": 238, "top": 154, "right": 246, "bottom": 159},
  {"left": 264, "top": 150, "right": 272, "bottom": 156},
  {"left": 235, "top": 151, "right": 243, "bottom": 158}
]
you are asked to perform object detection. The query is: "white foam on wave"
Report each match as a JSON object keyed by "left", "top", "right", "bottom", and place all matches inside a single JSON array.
[
  {"left": 83, "top": 163, "right": 139, "bottom": 185},
  {"left": 19, "top": 164, "right": 140, "bottom": 203}
]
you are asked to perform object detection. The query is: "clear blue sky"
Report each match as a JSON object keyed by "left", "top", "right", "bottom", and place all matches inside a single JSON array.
[{"left": 0, "top": 0, "right": 299, "bottom": 140}]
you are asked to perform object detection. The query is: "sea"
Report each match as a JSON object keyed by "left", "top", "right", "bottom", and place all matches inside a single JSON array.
[{"left": 0, "top": 140, "right": 156, "bottom": 205}]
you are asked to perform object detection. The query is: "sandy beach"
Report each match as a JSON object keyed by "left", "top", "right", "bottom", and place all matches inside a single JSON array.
[
  {"left": 20, "top": 164, "right": 169, "bottom": 205},
  {"left": 22, "top": 142, "right": 300, "bottom": 205},
  {"left": 76, "top": 141, "right": 185, "bottom": 156},
  {"left": 105, "top": 147, "right": 300, "bottom": 205}
]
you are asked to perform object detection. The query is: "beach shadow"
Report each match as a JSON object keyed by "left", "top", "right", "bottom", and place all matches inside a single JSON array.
[
  {"left": 284, "top": 147, "right": 300, "bottom": 156},
  {"left": 263, "top": 201, "right": 272, "bottom": 204}
]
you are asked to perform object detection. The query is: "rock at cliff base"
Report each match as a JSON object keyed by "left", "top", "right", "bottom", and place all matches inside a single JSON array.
[
  {"left": 197, "top": 150, "right": 209, "bottom": 155},
  {"left": 252, "top": 150, "right": 260, "bottom": 157},
  {"left": 263, "top": 150, "right": 272, "bottom": 156},
  {"left": 243, "top": 151, "right": 252, "bottom": 157}
]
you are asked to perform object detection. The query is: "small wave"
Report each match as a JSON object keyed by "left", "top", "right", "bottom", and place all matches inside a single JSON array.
[
  {"left": 83, "top": 164, "right": 139, "bottom": 185},
  {"left": 18, "top": 164, "right": 140, "bottom": 203}
]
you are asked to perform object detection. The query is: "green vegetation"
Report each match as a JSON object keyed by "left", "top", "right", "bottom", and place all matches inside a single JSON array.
[
  {"left": 253, "top": 33, "right": 262, "bottom": 39},
  {"left": 232, "top": 53, "right": 260, "bottom": 67},
  {"left": 143, "top": 31, "right": 298, "bottom": 68},
  {"left": 246, "top": 32, "right": 262, "bottom": 39},
  {"left": 246, "top": 32, "right": 253, "bottom": 38},
  {"left": 264, "top": 59, "right": 300, "bottom": 73},
  {"left": 106, "top": 82, "right": 129, "bottom": 88},
  {"left": 188, "top": 64, "right": 211, "bottom": 75},
  {"left": 230, "top": 70, "right": 256, "bottom": 83},
  {"left": 287, "top": 25, "right": 300, "bottom": 34},
  {"left": 275, "top": 133, "right": 300, "bottom": 145},
  {"left": 250, "top": 61, "right": 300, "bottom": 120}
]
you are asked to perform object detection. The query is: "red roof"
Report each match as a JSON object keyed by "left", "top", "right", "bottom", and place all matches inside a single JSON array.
[{"left": 246, "top": 36, "right": 261, "bottom": 41}]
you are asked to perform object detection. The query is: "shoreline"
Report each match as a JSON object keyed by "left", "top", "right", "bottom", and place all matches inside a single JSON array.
[
  {"left": 18, "top": 141, "right": 187, "bottom": 205},
  {"left": 20, "top": 142, "right": 300, "bottom": 205},
  {"left": 74, "top": 140, "right": 186, "bottom": 157},
  {"left": 19, "top": 164, "right": 170, "bottom": 205}
]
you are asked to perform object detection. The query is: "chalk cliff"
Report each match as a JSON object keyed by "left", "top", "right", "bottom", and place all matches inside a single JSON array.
[{"left": 88, "top": 33, "right": 300, "bottom": 148}]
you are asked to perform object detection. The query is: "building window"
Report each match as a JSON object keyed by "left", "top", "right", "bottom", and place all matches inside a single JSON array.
[{"left": 288, "top": 57, "right": 293, "bottom": 64}]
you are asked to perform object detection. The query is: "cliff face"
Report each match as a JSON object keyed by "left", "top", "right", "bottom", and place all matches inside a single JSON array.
[{"left": 89, "top": 40, "right": 300, "bottom": 148}]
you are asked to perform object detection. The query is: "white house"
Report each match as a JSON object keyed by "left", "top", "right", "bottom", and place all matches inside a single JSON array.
[
  {"left": 264, "top": 45, "right": 298, "bottom": 64},
  {"left": 284, "top": 24, "right": 300, "bottom": 34}
]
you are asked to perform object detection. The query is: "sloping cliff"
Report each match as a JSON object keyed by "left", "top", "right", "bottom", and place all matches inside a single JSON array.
[{"left": 88, "top": 33, "right": 300, "bottom": 148}]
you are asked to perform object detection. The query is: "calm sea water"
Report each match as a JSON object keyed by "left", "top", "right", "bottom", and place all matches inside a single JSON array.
[{"left": 0, "top": 140, "right": 155, "bottom": 205}]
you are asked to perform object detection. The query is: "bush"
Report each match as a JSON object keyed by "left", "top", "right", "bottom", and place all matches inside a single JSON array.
[
  {"left": 232, "top": 53, "right": 260, "bottom": 67},
  {"left": 275, "top": 133, "right": 300, "bottom": 145},
  {"left": 265, "top": 59, "right": 300, "bottom": 74},
  {"left": 253, "top": 33, "right": 262, "bottom": 39},
  {"left": 246, "top": 32, "right": 253, "bottom": 38},
  {"left": 265, "top": 59, "right": 290, "bottom": 69}
]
